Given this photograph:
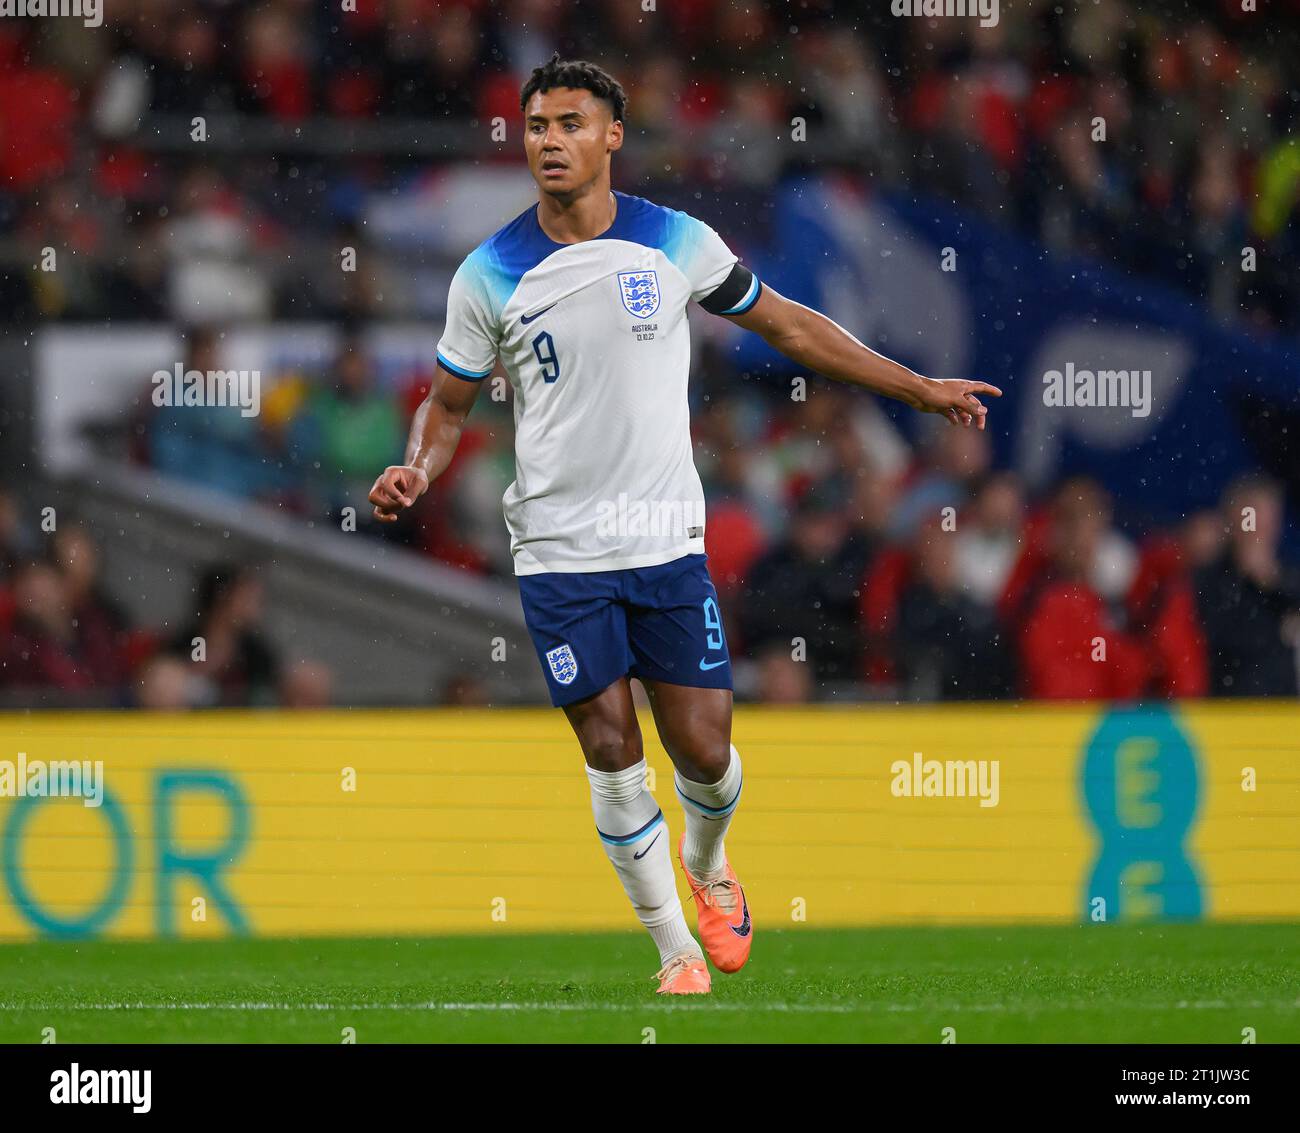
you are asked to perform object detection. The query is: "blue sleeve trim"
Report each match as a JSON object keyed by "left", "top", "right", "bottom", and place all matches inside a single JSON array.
[
  {"left": 436, "top": 352, "right": 492, "bottom": 381},
  {"left": 720, "top": 276, "right": 762, "bottom": 316}
]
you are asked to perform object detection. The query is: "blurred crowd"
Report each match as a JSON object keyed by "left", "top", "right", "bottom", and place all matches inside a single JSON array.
[
  {"left": 4, "top": 0, "right": 1299, "bottom": 706},
  {"left": 0, "top": 505, "right": 336, "bottom": 708},
  {"left": 2, "top": 0, "right": 1300, "bottom": 329},
  {"left": 4, "top": 321, "right": 1296, "bottom": 707}
]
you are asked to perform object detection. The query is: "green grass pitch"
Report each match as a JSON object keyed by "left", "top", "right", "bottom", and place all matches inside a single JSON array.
[{"left": 0, "top": 923, "right": 1295, "bottom": 1044}]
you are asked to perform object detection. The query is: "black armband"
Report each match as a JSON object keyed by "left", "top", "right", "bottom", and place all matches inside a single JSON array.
[{"left": 698, "top": 263, "right": 762, "bottom": 315}]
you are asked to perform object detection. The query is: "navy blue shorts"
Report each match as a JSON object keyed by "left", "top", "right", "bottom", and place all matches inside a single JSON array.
[{"left": 518, "top": 553, "right": 733, "bottom": 708}]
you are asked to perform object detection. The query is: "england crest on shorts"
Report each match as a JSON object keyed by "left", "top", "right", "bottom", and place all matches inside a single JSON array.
[
  {"left": 618, "top": 270, "right": 660, "bottom": 318},
  {"left": 546, "top": 643, "right": 579, "bottom": 685}
]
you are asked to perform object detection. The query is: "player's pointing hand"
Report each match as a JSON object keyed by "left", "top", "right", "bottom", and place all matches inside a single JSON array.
[
  {"left": 368, "top": 465, "right": 430, "bottom": 522},
  {"left": 915, "top": 378, "right": 1003, "bottom": 430}
]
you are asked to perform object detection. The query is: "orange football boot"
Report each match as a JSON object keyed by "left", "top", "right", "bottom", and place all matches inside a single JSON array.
[
  {"left": 654, "top": 951, "right": 711, "bottom": 995},
  {"left": 677, "top": 833, "right": 753, "bottom": 973}
]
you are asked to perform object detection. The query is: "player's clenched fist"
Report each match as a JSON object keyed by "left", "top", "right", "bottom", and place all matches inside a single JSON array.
[{"left": 369, "top": 465, "right": 430, "bottom": 522}]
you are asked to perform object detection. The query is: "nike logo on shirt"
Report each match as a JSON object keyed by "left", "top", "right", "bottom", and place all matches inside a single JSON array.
[
  {"left": 699, "top": 658, "right": 728, "bottom": 671},
  {"left": 520, "top": 304, "right": 556, "bottom": 324}
]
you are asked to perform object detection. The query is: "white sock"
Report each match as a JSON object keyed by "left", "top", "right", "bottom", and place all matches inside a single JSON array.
[
  {"left": 675, "top": 744, "right": 743, "bottom": 882},
  {"left": 587, "top": 759, "right": 700, "bottom": 965}
]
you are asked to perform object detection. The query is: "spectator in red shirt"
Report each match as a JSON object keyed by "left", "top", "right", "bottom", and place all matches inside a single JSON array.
[
  {"left": 1010, "top": 478, "right": 1147, "bottom": 699},
  {"left": 0, "top": 559, "right": 96, "bottom": 695}
]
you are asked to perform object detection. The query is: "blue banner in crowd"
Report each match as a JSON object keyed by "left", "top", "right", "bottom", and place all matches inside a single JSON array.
[{"left": 718, "top": 177, "right": 1300, "bottom": 532}]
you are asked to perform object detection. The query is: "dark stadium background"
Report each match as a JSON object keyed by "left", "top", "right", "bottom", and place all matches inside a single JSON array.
[{"left": 0, "top": 0, "right": 1297, "bottom": 711}]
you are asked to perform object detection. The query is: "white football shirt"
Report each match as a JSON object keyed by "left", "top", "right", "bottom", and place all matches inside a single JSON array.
[{"left": 436, "top": 191, "right": 760, "bottom": 576}]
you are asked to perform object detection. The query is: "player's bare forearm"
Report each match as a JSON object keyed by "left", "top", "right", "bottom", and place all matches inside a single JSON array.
[
  {"left": 725, "top": 285, "right": 1001, "bottom": 427},
  {"left": 403, "top": 388, "right": 466, "bottom": 481},
  {"left": 368, "top": 363, "right": 484, "bottom": 521}
]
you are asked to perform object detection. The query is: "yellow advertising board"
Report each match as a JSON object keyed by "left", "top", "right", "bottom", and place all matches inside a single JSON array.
[{"left": 0, "top": 702, "right": 1296, "bottom": 940}]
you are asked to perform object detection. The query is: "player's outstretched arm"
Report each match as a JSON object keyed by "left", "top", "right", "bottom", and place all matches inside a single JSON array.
[
  {"left": 368, "top": 364, "right": 485, "bottom": 522},
  {"left": 723, "top": 285, "right": 1002, "bottom": 428}
]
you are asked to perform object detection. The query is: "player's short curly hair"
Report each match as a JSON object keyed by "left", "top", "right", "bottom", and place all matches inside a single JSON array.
[{"left": 519, "top": 53, "right": 627, "bottom": 123}]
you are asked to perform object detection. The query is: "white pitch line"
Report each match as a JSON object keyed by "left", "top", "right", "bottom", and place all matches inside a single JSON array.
[
  {"left": 0, "top": 999, "right": 1290, "bottom": 1014},
  {"left": 0, "top": 1001, "right": 865, "bottom": 1014}
]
